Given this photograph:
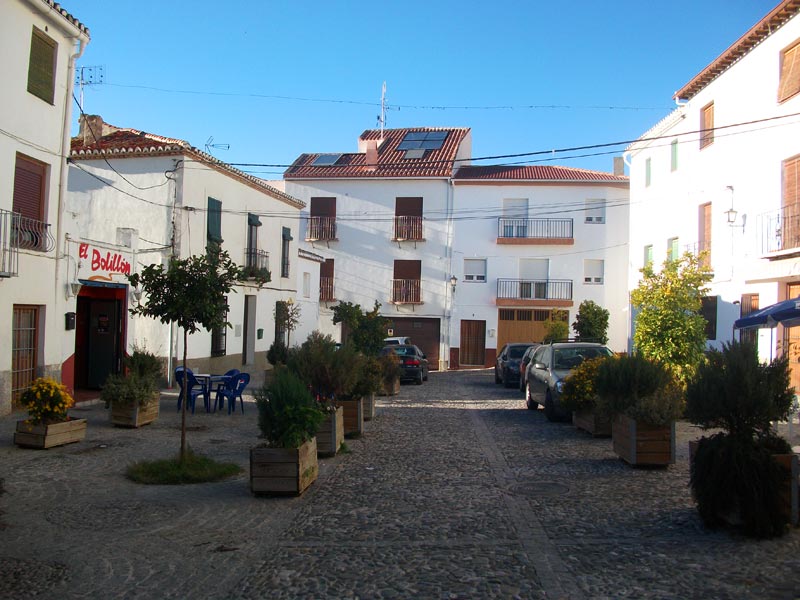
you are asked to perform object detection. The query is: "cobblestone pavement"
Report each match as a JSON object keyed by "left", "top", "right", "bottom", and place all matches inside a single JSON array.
[{"left": 1, "top": 369, "right": 799, "bottom": 599}]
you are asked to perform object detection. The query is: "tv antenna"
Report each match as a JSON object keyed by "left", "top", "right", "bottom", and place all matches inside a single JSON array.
[
  {"left": 377, "top": 81, "right": 387, "bottom": 139},
  {"left": 204, "top": 136, "right": 230, "bottom": 154},
  {"left": 75, "top": 65, "right": 104, "bottom": 112}
]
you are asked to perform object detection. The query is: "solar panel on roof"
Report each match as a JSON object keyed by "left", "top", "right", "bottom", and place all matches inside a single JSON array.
[
  {"left": 312, "top": 154, "right": 342, "bottom": 166},
  {"left": 397, "top": 131, "right": 448, "bottom": 151}
]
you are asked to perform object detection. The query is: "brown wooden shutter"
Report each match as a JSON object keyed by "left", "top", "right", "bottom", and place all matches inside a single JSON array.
[
  {"left": 395, "top": 197, "right": 423, "bottom": 217},
  {"left": 700, "top": 102, "right": 714, "bottom": 149},
  {"left": 27, "top": 28, "right": 56, "bottom": 104},
  {"left": 779, "top": 39, "right": 800, "bottom": 103},
  {"left": 393, "top": 260, "right": 421, "bottom": 280},
  {"left": 13, "top": 155, "right": 45, "bottom": 220},
  {"left": 321, "top": 259, "right": 334, "bottom": 278},
  {"left": 310, "top": 197, "right": 336, "bottom": 217},
  {"left": 784, "top": 156, "right": 800, "bottom": 250}
]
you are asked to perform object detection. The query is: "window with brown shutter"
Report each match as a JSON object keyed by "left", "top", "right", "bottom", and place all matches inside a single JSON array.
[
  {"left": 27, "top": 28, "right": 57, "bottom": 104},
  {"left": 783, "top": 155, "right": 800, "bottom": 251},
  {"left": 13, "top": 154, "right": 46, "bottom": 221},
  {"left": 308, "top": 197, "right": 336, "bottom": 240},
  {"left": 700, "top": 102, "right": 714, "bottom": 149},
  {"left": 779, "top": 39, "right": 800, "bottom": 103}
]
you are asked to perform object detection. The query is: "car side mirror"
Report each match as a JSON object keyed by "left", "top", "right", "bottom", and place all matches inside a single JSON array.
[{"left": 534, "top": 362, "right": 546, "bottom": 370}]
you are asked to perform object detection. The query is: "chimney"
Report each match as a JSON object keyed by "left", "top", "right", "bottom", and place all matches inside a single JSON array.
[
  {"left": 613, "top": 156, "right": 625, "bottom": 176},
  {"left": 365, "top": 140, "right": 378, "bottom": 171},
  {"left": 79, "top": 114, "right": 105, "bottom": 144}
]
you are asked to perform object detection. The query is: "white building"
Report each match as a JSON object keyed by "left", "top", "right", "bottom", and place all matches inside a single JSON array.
[
  {"left": 0, "top": 0, "right": 89, "bottom": 415},
  {"left": 66, "top": 115, "right": 306, "bottom": 393},
  {"left": 626, "top": 2, "right": 800, "bottom": 378},
  {"left": 283, "top": 127, "right": 629, "bottom": 368},
  {"left": 450, "top": 164, "right": 630, "bottom": 366}
]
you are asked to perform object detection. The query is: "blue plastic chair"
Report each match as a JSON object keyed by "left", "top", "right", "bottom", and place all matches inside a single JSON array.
[
  {"left": 175, "top": 366, "right": 210, "bottom": 413},
  {"left": 215, "top": 372, "right": 250, "bottom": 414}
]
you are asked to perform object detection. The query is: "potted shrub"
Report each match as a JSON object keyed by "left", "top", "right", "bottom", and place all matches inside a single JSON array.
[
  {"left": 686, "top": 341, "right": 798, "bottom": 537},
  {"left": 595, "top": 354, "right": 682, "bottom": 466},
  {"left": 358, "top": 355, "right": 382, "bottom": 421},
  {"left": 102, "top": 348, "right": 162, "bottom": 428},
  {"left": 251, "top": 368, "right": 325, "bottom": 495},
  {"left": 265, "top": 339, "right": 288, "bottom": 387},
  {"left": 560, "top": 356, "right": 611, "bottom": 437},
  {"left": 378, "top": 351, "right": 402, "bottom": 396},
  {"left": 14, "top": 377, "right": 87, "bottom": 449}
]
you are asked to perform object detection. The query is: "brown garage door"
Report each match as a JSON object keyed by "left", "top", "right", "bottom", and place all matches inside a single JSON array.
[
  {"left": 387, "top": 317, "right": 440, "bottom": 370},
  {"left": 497, "top": 309, "right": 569, "bottom": 350}
]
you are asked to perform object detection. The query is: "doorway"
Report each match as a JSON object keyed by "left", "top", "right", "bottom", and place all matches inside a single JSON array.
[{"left": 74, "top": 286, "right": 126, "bottom": 390}]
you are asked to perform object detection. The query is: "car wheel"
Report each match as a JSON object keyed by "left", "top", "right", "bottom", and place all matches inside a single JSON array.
[
  {"left": 519, "top": 376, "right": 525, "bottom": 393},
  {"left": 503, "top": 370, "right": 514, "bottom": 388},
  {"left": 423, "top": 370, "right": 428, "bottom": 381},
  {"left": 525, "top": 382, "right": 536, "bottom": 410},
  {"left": 495, "top": 369, "right": 502, "bottom": 384},
  {"left": 544, "top": 391, "right": 557, "bottom": 422},
  {"left": 415, "top": 372, "right": 423, "bottom": 385}
]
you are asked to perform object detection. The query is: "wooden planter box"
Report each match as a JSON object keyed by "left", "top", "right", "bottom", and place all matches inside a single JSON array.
[
  {"left": 14, "top": 418, "right": 87, "bottom": 449},
  {"left": 363, "top": 393, "right": 376, "bottom": 421},
  {"left": 689, "top": 441, "right": 799, "bottom": 527},
  {"left": 612, "top": 414, "right": 675, "bottom": 466},
  {"left": 316, "top": 406, "right": 344, "bottom": 457},
  {"left": 378, "top": 377, "right": 400, "bottom": 396},
  {"left": 250, "top": 437, "right": 318, "bottom": 496},
  {"left": 338, "top": 397, "right": 364, "bottom": 437},
  {"left": 573, "top": 409, "right": 611, "bottom": 437},
  {"left": 111, "top": 392, "right": 160, "bottom": 428}
]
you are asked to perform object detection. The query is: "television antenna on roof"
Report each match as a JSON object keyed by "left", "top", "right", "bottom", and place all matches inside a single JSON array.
[
  {"left": 75, "top": 65, "right": 104, "bottom": 112},
  {"left": 377, "top": 81, "right": 387, "bottom": 139},
  {"left": 204, "top": 136, "right": 230, "bottom": 154}
]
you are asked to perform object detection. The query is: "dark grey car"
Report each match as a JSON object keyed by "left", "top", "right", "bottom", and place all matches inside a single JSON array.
[
  {"left": 525, "top": 342, "right": 613, "bottom": 421},
  {"left": 495, "top": 342, "right": 536, "bottom": 388},
  {"left": 386, "top": 344, "right": 429, "bottom": 385}
]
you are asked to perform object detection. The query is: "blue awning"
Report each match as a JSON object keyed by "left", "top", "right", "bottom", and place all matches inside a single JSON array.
[{"left": 734, "top": 296, "right": 800, "bottom": 329}]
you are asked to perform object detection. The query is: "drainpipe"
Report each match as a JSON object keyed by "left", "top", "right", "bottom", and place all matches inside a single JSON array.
[{"left": 444, "top": 177, "right": 455, "bottom": 370}]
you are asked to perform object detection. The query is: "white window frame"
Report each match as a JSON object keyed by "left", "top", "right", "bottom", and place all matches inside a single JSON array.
[
  {"left": 583, "top": 259, "right": 604, "bottom": 285},
  {"left": 585, "top": 199, "right": 606, "bottom": 224},
  {"left": 464, "top": 258, "right": 487, "bottom": 283},
  {"left": 303, "top": 272, "right": 311, "bottom": 298}
]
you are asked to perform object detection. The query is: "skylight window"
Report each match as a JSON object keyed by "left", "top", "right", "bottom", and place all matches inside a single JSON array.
[
  {"left": 397, "top": 131, "right": 448, "bottom": 151},
  {"left": 312, "top": 154, "right": 342, "bottom": 166}
]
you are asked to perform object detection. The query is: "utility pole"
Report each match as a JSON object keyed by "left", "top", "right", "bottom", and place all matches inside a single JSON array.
[
  {"left": 75, "top": 65, "right": 104, "bottom": 112},
  {"left": 378, "top": 81, "right": 387, "bottom": 140}
]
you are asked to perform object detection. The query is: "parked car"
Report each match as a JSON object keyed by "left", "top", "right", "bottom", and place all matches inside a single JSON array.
[
  {"left": 495, "top": 342, "right": 536, "bottom": 388},
  {"left": 518, "top": 344, "right": 541, "bottom": 393},
  {"left": 384, "top": 336, "right": 412, "bottom": 346},
  {"left": 525, "top": 341, "right": 613, "bottom": 421},
  {"left": 383, "top": 344, "right": 428, "bottom": 385}
]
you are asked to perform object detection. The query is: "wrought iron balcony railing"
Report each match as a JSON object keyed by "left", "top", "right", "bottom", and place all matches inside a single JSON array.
[
  {"left": 11, "top": 213, "right": 55, "bottom": 253},
  {"left": 758, "top": 206, "right": 800, "bottom": 254},
  {"left": 497, "top": 218, "right": 573, "bottom": 240},
  {"left": 390, "top": 278, "right": 421, "bottom": 304},
  {"left": 0, "top": 209, "right": 20, "bottom": 276},
  {"left": 306, "top": 216, "right": 337, "bottom": 241},
  {"left": 393, "top": 216, "right": 423, "bottom": 241},
  {"left": 320, "top": 276, "right": 335, "bottom": 302},
  {"left": 242, "top": 248, "right": 270, "bottom": 279},
  {"left": 496, "top": 278, "right": 573, "bottom": 301}
]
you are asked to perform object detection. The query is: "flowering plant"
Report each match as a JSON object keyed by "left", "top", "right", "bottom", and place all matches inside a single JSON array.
[{"left": 20, "top": 377, "right": 75, "bottom": 424}]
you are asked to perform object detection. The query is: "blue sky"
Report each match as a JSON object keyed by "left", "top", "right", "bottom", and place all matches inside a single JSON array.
[{"left": 65, "top": 0, "right": 778, "bottom": 177}]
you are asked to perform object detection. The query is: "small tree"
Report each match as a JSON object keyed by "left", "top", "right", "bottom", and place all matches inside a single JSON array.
[
  {"left": 331, "top": 300, "right": 388, "bottom": 355},
  {"left": 573, "top": 300, "right": 609, "bottom": 344},
  {"left": 128, "top": 247, "right": 247, "bottom": 461},
  {"left": 274, "top": 300, "right": 301, "bottom": 346},
  {"left": 543, "top": 319, "right": 569, "bottom": 343},
  {"left": 630, "top": 251, "right": 712, "bottom": 385}
]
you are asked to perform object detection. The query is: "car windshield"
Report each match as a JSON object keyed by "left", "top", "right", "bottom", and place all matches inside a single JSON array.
[
  {"left": 552, "top": 346, "right": 612, "bottom": 370},
  {"left": 508, "top": 346, "right": 528, "bottom": 359}
]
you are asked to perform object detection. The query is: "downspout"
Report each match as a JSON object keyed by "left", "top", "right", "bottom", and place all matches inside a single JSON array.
[{"left": 444, "top": 177, "right": 455, "bottom": 370}]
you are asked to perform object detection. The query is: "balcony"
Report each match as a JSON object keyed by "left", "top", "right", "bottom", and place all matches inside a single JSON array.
[
  {"left": 497, "top": 218, "right": 574, "bottom": 245},
  {"left": 242, "top": 248, "right": 270, "bottom": 280},
  {"left": 496, "top": 278, "right": 573, "bottom": 307},
  {"left": 758, "top": 206, "right": 800, "bottom": 257},
  {"left": 10, "top": 213, "right": 55, "bottom": 254},
  {"left": 390, "top": 278, "right": 422, "bottom": 304},
  {"left": 392, "top": 216, "right": 423, "bottom": 241},
  {"left": 306, "top": 216, "right": 337, "bottom": 241},
  {"left": 320, "top": 276, "right": 335, "bottom": 302},
  {"left": 0, "top": 209, "right": 20, "bottom": 277},
  {"left": 683, "top": 240, "right": 712, "bottom": 269}
]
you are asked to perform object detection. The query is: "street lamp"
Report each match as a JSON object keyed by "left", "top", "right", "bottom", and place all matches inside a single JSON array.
[{"left": 450, "top": 275, "right": 458, "bottom": 294}]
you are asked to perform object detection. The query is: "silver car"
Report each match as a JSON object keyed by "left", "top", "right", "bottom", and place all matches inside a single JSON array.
[{"left": 525, "top": 341, "right": 613, "bottom": 421}]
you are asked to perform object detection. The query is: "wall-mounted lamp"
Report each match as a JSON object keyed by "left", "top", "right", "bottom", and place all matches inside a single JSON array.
[
  {"left": 450, "top": 275, "right": 458, "bottom": 294},
  {"left": 131, "top": 285, "right": 143, "bottom": 302},
  {"left": 69, "top": 280, "right": 81, "bottom": 297},
  {"left": 724, "top": 185, "right": 745, "bottom": 229}
]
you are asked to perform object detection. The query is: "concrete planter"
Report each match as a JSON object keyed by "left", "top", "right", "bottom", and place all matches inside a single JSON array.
[{"left": 250, "top": 437, "right": 318, "bottom": 496}]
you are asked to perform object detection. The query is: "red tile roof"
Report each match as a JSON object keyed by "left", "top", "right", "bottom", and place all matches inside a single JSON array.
[
  {"left": 71, "top": 125, "right": 304, "bottom": 208},
  {"left": 675, "top": 0, "right": 800, "bottom": 101},
  {"left": 41, "top": 1, "right": 90, "bottom": 36},
  {"left": 453, "top": 165, "right": 628, "bottom": 183},
  {"left": 283, "top": 127, "right": 470, "bottom": 179}
]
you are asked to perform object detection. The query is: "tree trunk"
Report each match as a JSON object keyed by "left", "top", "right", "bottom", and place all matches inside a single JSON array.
[{"left": 180, "top": 328, "right": 188, "bottom": 462}]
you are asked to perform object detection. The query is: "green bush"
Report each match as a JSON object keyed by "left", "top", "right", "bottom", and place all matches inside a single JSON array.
[
  {"left": 595, "top": 354, "right": 682, "bottom": 426},
  {"left": 543, "top": 319, "right": 569, "bottom": 343},
  {"left": 350, "top": 354, "right": 382, "bottom": 398},
  {"left": 572, "top": 300, "right": 609, "bottom": 344},
  {"left": 378, "top": 352, "right": 402, "bottom": 386},
  {"left": 686, "top": 341, "right": 795, "bottom": 538},
  {"left": 559, "top": 357, "right": 606, "bottom": 412},
  {"left": 256, "top": 369, "right": 325, "bottom": 449},
  {"left": 267, "top": 339, "right": 288, "bottom": 366},
  {"left": 100, "top": 373, "right": 155, "bottom": 408},
  {"left": 287, "top": 331, "right": 358, "bottom": 404}
]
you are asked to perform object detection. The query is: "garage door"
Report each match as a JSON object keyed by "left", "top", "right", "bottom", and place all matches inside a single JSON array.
[
  {"left": 496, "top": 309, "right": 568, "bottom": 350},
  {"left": 387, "top": 317, "right": 440, "bottom": 370}
]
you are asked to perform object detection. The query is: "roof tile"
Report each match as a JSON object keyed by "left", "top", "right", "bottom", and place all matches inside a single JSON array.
[{"left": 453, "top": 165, "right": 628, "bottom": 183}]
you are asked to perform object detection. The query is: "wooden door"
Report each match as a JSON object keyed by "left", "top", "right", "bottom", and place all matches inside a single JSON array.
[
  {"left": 459, "top": 320, "right": 486, "bottom": 366},
  {"left": 784, "top": 283, "right": 800, "bottom": 395}
]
